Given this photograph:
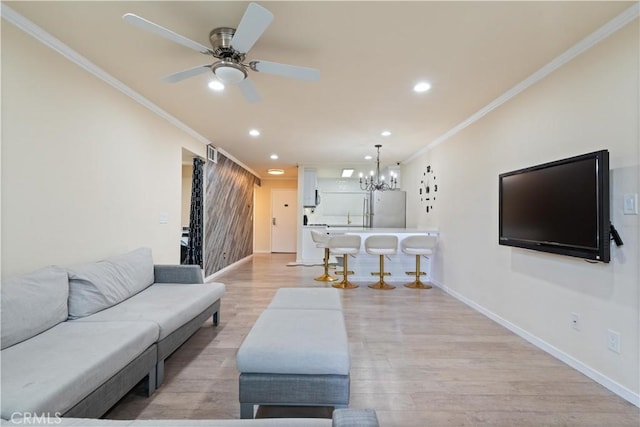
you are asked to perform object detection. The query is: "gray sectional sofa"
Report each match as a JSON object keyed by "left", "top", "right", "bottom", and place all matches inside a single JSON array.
[{"left": 1, "top": 248, "right": 225, "bottom": 421}]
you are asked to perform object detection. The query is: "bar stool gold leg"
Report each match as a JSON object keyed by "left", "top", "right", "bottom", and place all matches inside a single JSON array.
[
  {"left": 369, "top": 255, "right": 395, "bottom": 290},
  {"left": 333, "top": 254, "right": 358, "bottom": 289},
  {"left": 314, "top": 248, "right": 338, "bottom": 282},
  {"left": 404, "top": 255, "right": 432, "bottom": 289}
]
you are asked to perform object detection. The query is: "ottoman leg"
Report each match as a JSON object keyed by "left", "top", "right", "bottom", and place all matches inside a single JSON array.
[{"left": 240, "top": 403, "right": 254, "bottom": 419}]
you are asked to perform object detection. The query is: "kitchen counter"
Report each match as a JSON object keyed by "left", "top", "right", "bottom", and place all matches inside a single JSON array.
[{"left": 326, "top": 227, "right": 439, "bottom": 234}]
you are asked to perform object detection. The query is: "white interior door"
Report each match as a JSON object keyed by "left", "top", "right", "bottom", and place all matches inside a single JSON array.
[{"left": 271, "top": 189, "right": 297, "bottom": 253}]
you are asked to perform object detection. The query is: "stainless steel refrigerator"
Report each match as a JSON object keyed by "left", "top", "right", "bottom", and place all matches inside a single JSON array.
[{"left": 363, "top": 190, "right": 406, "bottom": 228}]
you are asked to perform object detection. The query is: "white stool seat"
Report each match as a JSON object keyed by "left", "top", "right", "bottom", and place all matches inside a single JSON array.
[
  {"left": 364, "top": 235, "right": 398, "bottom": 290},
  {"left": 402, "top": 246, "right": 433, "bottom": 256},
  {"left": 400, "top": 235, "right": 437, "bottom": 289},
  {"left": 310, "top": 229, "right": 330, "bottom": 248},
  {"left": 365, "top": 235, "right": 398, "bottom": 256},
  {"left": 328, "top": 235, "right": 362, "bottom": 255},
  {"left": 400, "top": 235, "right": 437, "bottom": 255},
  {"left": 328, "top": 235, "right": 361, "bottom": 289},
  {"left": 310, "top": 230, "right": 337, "bottom": 282}
]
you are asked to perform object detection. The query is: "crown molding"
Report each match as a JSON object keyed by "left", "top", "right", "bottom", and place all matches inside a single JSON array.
[
  {"left": 0, "top": 3, "right": 260, "bottom": 179},
  {"left": 403, "top": 3, "right": 640, "bottom": 164}
]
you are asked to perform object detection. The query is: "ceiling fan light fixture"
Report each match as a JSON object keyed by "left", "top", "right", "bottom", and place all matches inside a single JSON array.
[
  {"left": 413, "top": 81, "right": 432, "bottom": 93},
  {"left": 208, "top": 80, "right": 225, "bottom": 91},
  {"left": 213, "top": 62, "right": 247, "bottom": 84},
  {"left": 125, "top": 4, "right": 318, "bottom": 104}
]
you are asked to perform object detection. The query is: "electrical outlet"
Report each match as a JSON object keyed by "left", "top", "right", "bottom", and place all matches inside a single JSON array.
[
  {"left": 570, "top": 312, "right": 580, "bottom": 331},
  {"left": 623, "top": 193, "right": 638, "bottom": 215},
  {"left": 607, "top": 329, "right": 621, "bottom": 353}
]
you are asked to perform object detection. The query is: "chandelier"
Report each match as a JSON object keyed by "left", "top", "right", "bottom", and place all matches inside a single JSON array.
[{"left": 359, "top": 144, "right": 398, "bottom": 191}]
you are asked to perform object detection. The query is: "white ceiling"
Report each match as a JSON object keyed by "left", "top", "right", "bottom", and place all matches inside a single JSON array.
[{"left": 5, "top": 1, "right": 633, "bottom": 178}]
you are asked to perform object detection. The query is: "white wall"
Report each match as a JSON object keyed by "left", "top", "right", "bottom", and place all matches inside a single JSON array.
[
  {"left": 403, "top": 21, "right": 639, "bottom": 399},
  {"left": 1, "top": 23, "right": 206, "bottom": 277}
]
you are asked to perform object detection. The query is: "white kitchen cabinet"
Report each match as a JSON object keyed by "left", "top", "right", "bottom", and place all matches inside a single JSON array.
[{"left": 303, "top": 168, "right": 318, "bottom": 207}]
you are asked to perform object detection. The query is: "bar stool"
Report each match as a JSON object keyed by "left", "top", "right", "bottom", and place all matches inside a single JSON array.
[
  {"left": 310, "top": 230, "right": 337, "bottom": 282},
  {"left": 328, "top": 234, "right": 361, "bottom": 289},
  {"left": 401, "top": 235, "right": 437, "bottom": 289},
  {"left": 365, "top": 235, "right": 398, "bottom": 290}
]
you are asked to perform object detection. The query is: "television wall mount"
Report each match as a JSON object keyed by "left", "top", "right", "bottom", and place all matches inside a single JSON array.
[{"left": 610, "top": 223, "right": 623, "bottom": 246}]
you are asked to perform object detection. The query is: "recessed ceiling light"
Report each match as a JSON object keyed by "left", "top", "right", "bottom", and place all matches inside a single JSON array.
[
  {"left": 381, "top": 130, "right": 391, "bottom": 137},
  {"left": 270, "top": 154, "right": 279, "bottom": 160},
  {"left": 208, "top": 80, "right": 225, "bottom": 91},
  {"left": 268, "top": 169, "right": 285, "bottom": 175},
  {"left": 413, "top": 81, "right": 431, "bottom": 93},
  {"left": 249, "top": 129, "right": 260, "bottom": 137},
  {"left": 364, "top": 155, "right": 372, "bottom": 160},
  {"left": 341, "top": 168, "right": 354, "bottom": 178}
]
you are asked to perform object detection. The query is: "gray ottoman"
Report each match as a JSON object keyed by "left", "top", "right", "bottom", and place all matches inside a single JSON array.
[
  {"left": 267, "top": 288, "right": 343, "bottom": 311},
  {"left": 236, "top": 308, "right": 350, "bottom": 419}
]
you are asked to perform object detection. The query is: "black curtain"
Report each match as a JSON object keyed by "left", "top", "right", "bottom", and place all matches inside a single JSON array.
[{"left": 186, "top": 158, "right": 204, "bottom": 267}]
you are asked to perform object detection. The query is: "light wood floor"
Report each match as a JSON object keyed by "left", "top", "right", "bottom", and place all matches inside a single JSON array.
[{"left": 106, "top": 253, "right": 639, "bottom": 426}]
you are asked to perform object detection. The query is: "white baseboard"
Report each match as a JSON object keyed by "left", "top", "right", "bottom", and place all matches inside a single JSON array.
[
  {"left": 204, "top": 254, "right": 253, "bottom": 282},
  {"left": 431, "top": 279, "right": 640, "bottom": 407}
]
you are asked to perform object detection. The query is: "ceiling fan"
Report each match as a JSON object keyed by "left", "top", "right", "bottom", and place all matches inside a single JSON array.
[{"left": 123, "top": 2, "right": 319, "bottom": 103}]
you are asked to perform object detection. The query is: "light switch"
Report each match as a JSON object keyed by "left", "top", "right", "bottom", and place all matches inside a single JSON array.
[
  {"left": 159, "top": 212, "right": 169, "bottom": 224},
  {"left": 623, "top": 193, "right": 638, "bottom": 215}
]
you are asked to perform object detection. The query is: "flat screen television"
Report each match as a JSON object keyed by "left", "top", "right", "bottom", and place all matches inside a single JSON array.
[{"left": 498, "top": 150, "right": 610, "bottom": 262}]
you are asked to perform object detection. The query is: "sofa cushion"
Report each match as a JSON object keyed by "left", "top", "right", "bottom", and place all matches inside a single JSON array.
[
  {"left": 67, "top": 248, "right": 154, "bottom": 319},
  {"left": 153, "top": 265, "right": 203, "bottom": 284},
  {"left": 74, "top": 282, "right": 226, "bottom": 340},
  {"left": 237, "top": 309, "right": 350, "bottom": 376},
  {"left": 1, "top": 266, "right": 69, "bottom": 350},
  {"left": 0, "top": 321, "right": 159, "bottom": 419}
]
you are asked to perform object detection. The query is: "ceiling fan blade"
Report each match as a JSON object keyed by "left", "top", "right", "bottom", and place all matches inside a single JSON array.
[
  {"left": 123, "top": 13, "right": 212, "bottom": 54},
  {"left": 161, "top": 65, "right": 211, "bottom": 83},
  {"left": 231, "top": 3, "right": 274, "bottom": 54},
  {"left": 251, "top": 60, "right": 320, "bottom": 81},
  {"left": 237, "top": 78, "right": 262, "bottom": 103}
]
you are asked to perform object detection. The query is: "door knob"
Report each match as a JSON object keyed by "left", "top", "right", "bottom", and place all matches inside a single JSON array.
[{"left": 272, "top": 217, "right": 276, "bottom": 226}]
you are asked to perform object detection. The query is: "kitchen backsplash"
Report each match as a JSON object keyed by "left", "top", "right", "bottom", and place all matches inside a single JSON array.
[{"left": 305, "top": 178, "right": 367, "bottom": 225}]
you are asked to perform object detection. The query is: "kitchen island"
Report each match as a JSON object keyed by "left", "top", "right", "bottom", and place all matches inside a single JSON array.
[{"left": 300, "top": 227, "right": 439, "bottom": 284}]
